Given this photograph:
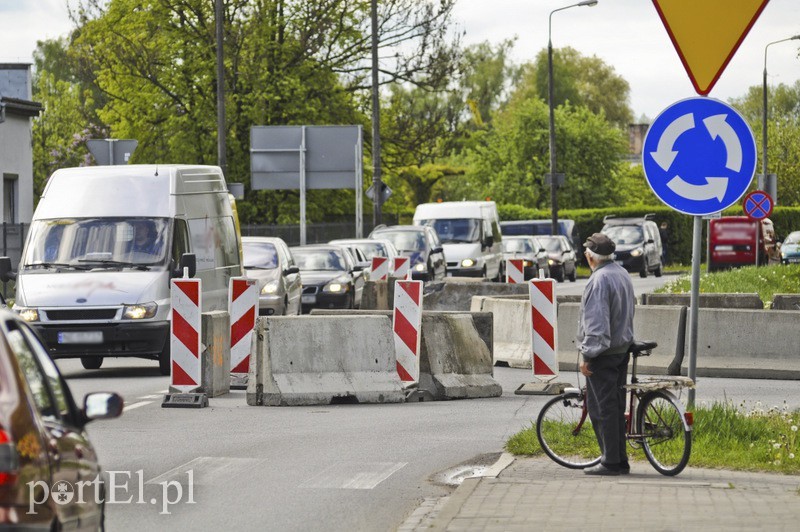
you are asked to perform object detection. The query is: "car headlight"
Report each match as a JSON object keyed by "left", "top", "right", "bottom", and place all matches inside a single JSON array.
[
  {"left": 323, "top": 277, "right": 350, "bottom": 293},
  {"left": 630, "top": 248, "right": 643, "bottom": 257},
  {"left": 261, "top": 280, "right": 280, "bottom": 295},
  {"left": 17, "top": 307, "right": 40, "bottom": 322},
  {"left": 522, "top": 260, "right": 534, "bottom": 267},
  {"left": 548, "top": 259, "right": 556, "bottom": 266},
  {"left": 461, "top": 258, "right": 476, "bottom": 268},
  {"left": 123, "top": 302, "right": 158, "bottom": 320},
  {"left": 414, "top": 263, "right": 426, "bottom": 272}
]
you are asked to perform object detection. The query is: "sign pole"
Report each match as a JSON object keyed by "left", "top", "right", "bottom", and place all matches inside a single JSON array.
[
  {"left": 687, "top": 216, "right": 702, "bottom": 409},
  {"left": 300, "top": 126, "right": 307, "bottom": 246}
]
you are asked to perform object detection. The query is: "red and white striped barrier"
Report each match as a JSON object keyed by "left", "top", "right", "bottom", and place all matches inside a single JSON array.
[
  {"left": 392, "top": 256, "right": 411, "bottom": 280},
  {"left": 393, "top": 280, "right": 423, "bottom": 384},
  {"left": 229, "top": 278, "right": 258, "bottom": 377},
  {"left": 506, "top": 258, "right": 524, "bottom": 283},
  {"left": 170, "top": 278, "right": 202, "bottom": 392},
  {"left": 529, "top": 279, "right": 558, "bottom": 378},
  {"left": 371, "top": 256, "right": 389, "bottom": 281}
]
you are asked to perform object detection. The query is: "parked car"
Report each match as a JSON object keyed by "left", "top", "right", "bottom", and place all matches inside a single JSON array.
[
  {"left": 291, "top": 245, "right": 364, "bottom": 313},
  {"left": 501, "top": 236, "right": 550, "bottom": 280},
  {"left": 328, "top": 238, "right": 400, "bottom": 280},
  {"left": 500, "top": 219, "right": 579, "bottom": 249},
  {"left": 708, "top": 216, "right": 779, "bottom": 271},
  {"left": 780, "top": 231, "right": 800, "bottom": 265},
  {"left": 537, "top": 235, "right": 577, "bottom": 282},
  {"left": 242, "top": 236, "right": 302, "bottom": 315},
  {"left": 601, "top": 215, "right": 663, "bottom": 278},
  {"left": 0, "top": 308, "right": 123, "bottom": 530},
  {"left": 368, "top": 225, "right": 446, "bottom": 281}
]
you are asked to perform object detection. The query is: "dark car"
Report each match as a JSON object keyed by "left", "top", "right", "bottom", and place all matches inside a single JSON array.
[
  {"left": 242, "top": 236, "right": 302, "bottom": 316},
  {"left": 368, "top": 225, "right": 446, "bottom": 281},
  {"left": 538, "top": 235, "right": 577, "bottom": 283},
  {"left": 601, "top": 215, "right": 663, "bottom": 278},
  {"left": 780, "top": 230, "right": 800, "bottom": 265},
  {"left": 291, "top": 245, "right": 364, "bottom": 313},
  {"left": 501, "top": 236, "right": 550, "bottom": 280},
  {"left": 0, "top": 308, "right": 123, "bottom": 530}
]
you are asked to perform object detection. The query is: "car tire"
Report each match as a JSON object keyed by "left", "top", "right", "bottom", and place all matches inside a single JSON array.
[
  {"left": 80, "top": 357, "right": 103, "bottom": 370},
  {"left": 555, "top": 267, "right": 565, "bottom": 283},
  {"left": 282, "top": 296, "right": 289, "bottom": 315},
  {"left": 639, "top": 260, "right": 649, "bottom": 278},
  {"left": 654, "top": 262, "right": 663, "bottom": 277},
  {"left": 158, "top": 343, "right": 171, "bottom": 376},
  {"left": 568, "top": 266, "right": 576, "bottom": 282}
]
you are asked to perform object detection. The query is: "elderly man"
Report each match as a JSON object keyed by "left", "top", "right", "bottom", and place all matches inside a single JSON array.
[{"left": 578, "top": 233, "right": 636, "bottom": 476}]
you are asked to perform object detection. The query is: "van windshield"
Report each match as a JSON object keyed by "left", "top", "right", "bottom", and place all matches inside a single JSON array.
[
  {"left": 419, "top": 219, "right": 480, "bottom": 244},
  {"left": 603, "top": 225, "right": 643, "bottom": 246},
  {"left": 23, "top": 218, "right": 170, "bottom": 270}
]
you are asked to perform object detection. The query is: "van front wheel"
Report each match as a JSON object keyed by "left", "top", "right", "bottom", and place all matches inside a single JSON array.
[{"left": 81, "top": 357, "right": 103, "bottom": 370}]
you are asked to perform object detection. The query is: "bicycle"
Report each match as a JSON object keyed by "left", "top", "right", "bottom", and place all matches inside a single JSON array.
[{"left": 536, "top": 340, "right": 694, "bottom": 476}]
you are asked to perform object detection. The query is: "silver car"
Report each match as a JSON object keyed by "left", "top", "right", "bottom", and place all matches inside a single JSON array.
[
  {"left": 242, "top": 237, "right": 302, "bottom": 315},
  {"left": 329, "top": 238, "right": 400, "bottom": 280}
]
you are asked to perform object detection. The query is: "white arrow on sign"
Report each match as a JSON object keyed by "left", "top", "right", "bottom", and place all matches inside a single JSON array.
[
  {"left": 650, "top": 113, "right": 695, "bottom": 171},
  {"left": 667, "top": 175, "right": 728, "bottom": 201},
  {"left": 703, "top": 114, "right": 742, "bottom": 172}
]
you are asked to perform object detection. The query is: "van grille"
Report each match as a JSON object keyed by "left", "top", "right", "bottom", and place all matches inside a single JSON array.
[{"left": 44, "top": 309, "right": 118, "bottom": 321}]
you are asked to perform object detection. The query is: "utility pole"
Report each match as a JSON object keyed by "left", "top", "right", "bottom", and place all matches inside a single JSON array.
[
  {"left": 216, "top": 0, "right": 227, "bottom": 175},
  {"left": 370, "top": 0, "right": 382, "bottom": 226}
]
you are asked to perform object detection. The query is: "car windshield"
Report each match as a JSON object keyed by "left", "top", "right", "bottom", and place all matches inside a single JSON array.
[
  {"left": 538, "top": 237, "right": 563, "bottom": 253},
  {"left": 419, "top": 218, "right": 480, "bottom": 244},
  {"left": 22, "top": 217, "right": 169, "bottom": 270},
  {"left": 292, "top": 249, "right": 346, "bottom": 271},
  {"left": 373, "top": 231, "right": 425, "bottom": 252},
  {"left": 603, "top": 225, "right": 644, "bottom": 245},
  {"left": 353, "top": 242, "right": 386, "bottom": 260},
  {"left": 783, "top": 232, "right": 800, "bottom": 245},
  {"left": 503, "top": 239, "right": 533, "bottom": 253},
  {"left": 243, "top": 242, "right": 279, "bottom": 269}
]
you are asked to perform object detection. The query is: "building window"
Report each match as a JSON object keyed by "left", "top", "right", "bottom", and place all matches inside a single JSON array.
[{"left": 3, "top": 174, "right": 18, "bottom": 223}]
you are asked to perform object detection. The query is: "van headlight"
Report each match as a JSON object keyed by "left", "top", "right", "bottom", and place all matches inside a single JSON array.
[
  {"left": 461, "top": 258, "right": 476, "bottom": 268},
  {"left": 261, "top": 280, "right": 280, "bottom": 295},
  {"left": 414, "top": 263, "right": 426, "bottom": 272},
  {"left": 123, "top": 302, "right": 158, "bottom": 320},
  {"left": 630, "top": 248, "right": 643, "bottom": 257},
  {"left": 17, "top": 307, "right": 40, "bottom": 322},
  {"left": 323, "top": 277, "right": 350, "bottom": 293}
]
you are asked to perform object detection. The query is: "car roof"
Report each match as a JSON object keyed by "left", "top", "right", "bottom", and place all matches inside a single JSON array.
[
  {"left": 242, "top": 236, "right": 286, "bottom": 244},
  {"left": 372, "top": 225, "right": 425, "bottom": 232}
]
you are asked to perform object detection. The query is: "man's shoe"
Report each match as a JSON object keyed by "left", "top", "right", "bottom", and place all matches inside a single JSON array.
[
  {"left": 619, "top": 462, "right": 631, "bottom": 475},
  {"left": 584, "top": 463, "right": 621, "bottom": 476}
]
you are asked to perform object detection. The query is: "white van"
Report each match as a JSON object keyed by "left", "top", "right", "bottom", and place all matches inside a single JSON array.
[
  {"left": 413, "top": 201, "right": 503, "bottom": 280},
  {"left": 1, "top": 165, "right": 242, "bottom": 374}
]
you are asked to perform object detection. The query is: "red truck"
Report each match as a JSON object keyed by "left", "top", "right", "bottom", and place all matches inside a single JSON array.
[{"left": 708, "top": 216, "right": 779, "bottom": 271}]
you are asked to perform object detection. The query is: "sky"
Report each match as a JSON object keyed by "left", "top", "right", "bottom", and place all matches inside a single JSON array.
[{"left": 1, "top": 0, "right": 798, "bottom": 120}]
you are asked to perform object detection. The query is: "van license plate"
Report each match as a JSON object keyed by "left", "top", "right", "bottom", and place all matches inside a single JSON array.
[
  {"left": 301, "top": 295, "right": 316, "bottom": 304},
  {"left": 58, "top": 331, "right": 103, "bottom": 344}
]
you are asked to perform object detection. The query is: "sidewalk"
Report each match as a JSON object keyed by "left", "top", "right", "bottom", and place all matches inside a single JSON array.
[{"left": 413, "top": 456, "right": 800, "bottom": 531}]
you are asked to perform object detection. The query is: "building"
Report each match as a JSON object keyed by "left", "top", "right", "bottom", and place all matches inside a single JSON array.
[{"left": 0, "top": 63, "right": 42, "bottom": 225}]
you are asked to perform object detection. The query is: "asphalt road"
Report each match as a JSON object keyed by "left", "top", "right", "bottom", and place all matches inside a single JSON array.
[{"left": 54, "top": 273, "right": 799, "bottom": 531}]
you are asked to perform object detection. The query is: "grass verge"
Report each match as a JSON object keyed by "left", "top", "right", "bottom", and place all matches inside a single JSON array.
[{"left": 507, "top": 400, "right": 800, "bottom": 474}]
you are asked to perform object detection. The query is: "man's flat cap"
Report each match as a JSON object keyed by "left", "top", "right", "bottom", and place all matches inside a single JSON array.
[{"left": 583, "top": 233, "right": 615, "bottom": 255}]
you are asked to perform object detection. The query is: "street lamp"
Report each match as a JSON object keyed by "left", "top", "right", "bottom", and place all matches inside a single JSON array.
[
  {"left": 548, "top": 0, "right": 598, "bottom": 236},
  {"left": 761, "top": 35, "right": 800, "bottom": 191}
]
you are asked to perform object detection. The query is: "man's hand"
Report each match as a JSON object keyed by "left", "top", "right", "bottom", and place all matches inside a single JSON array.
[{"left": 580, "top": 360, "right": 592, "bottom": 377}]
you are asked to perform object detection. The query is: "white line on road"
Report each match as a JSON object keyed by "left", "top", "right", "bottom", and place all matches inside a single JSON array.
[
  {"left": 145, "top": 457, "right": 261, "bottom": 486},
  {"left": 301, "top": 462, "right": 407, "bottom": 490},
  {"left": 124, "top": 401, "right": 153, "bottom": 411}
]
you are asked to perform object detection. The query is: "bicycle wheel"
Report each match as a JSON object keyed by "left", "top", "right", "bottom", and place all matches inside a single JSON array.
[
  {"left": 536, "top": 392, "right": 602, "bottom": 469},
  {"left": 636, "top": 390, "right": 691, "bottom": 476}
]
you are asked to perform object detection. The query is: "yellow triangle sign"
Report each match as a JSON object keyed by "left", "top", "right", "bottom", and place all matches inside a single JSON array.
[{"left": 653, "top": 0, "right": 770, "bottom": 95}]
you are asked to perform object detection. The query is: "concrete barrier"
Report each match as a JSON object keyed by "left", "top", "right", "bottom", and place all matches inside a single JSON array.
[
  {"left": 308, "top": 309, "right": 499, "bottom": 399},
  {"left": 423, "top": 281, "right": 531, "bottom": 311},
  {"left": 418, "top": 314, "right": 502, "bottom": 399},
  {"left": 359, "top": 278, "right": 404, "bottom": 310},
  {"left": 641, "top": 293, "right": 764, "bottom": 309},
  {"left": 200, "top": 311, "right": 231, "bottom": 397},
  {"left": 684, "top": 308, "right": 800, "bottom": 379},
  {"left": 770, "top": 294, "right": 800, "bottom": 310},
  {"left": 246, "top": 316, "right": 405, "bottom": 406},
  {"left": 474, "top": 298, "right": 532, "bottom": 368}
]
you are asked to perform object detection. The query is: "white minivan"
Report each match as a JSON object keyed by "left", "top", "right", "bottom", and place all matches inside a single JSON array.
[
  {"left": 0, "top": 165, "right": 243, "bottom": 374},
  {"left": 413, "top": 201, "right": 503, "bottom": 280}
]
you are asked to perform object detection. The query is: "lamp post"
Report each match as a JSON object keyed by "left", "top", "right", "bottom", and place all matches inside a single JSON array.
[
  {"left": 761, "top": 35, "right": 800, "bottom": 191},
  {"left": 548, "top": 0, "right": 598, "bottom": 236}
]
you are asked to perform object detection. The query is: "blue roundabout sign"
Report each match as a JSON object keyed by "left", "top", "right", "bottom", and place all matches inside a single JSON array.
[{"left": 643, "top": 97, "right": 757, "bottom": 216}]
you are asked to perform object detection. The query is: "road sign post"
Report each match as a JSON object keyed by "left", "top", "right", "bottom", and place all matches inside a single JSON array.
[{"left": 743, "top": 190, "right": 774, "bottom": 268}]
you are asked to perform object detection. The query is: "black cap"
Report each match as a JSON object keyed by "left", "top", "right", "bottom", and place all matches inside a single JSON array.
[{"left": 583, "top": 233, "right": 615, "bottom": 255}]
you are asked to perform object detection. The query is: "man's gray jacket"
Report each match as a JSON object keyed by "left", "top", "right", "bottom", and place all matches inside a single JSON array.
[{"left": 577, "top": 261, "right": 635, "bottom": 360}]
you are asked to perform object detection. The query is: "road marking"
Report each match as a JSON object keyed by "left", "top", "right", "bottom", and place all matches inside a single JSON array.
[
  {"left": 139, "top": 394, "right": 163, "bottom": 399},
  {"left": 145, "top": 457, "right": 261, "bottom": 485},
  {"left": 124, "top": 401, "right": 153, "bottom": 411},
  {"left": 301, "top": 462, "right": 407, "bottom": 490}
]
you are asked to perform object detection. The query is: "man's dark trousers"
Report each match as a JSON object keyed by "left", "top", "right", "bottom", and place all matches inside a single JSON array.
[{"left": 586, "top": 352, "right": 630, "bottom": 468}]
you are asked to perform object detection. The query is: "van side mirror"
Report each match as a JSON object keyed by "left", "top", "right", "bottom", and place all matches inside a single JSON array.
[
  {"left": 284, "top": 266, "right": 300, "bottom": 276},
  {"left": 484, "top": 236, "right": 494, "bottom": 248},
  {"left": 0, "top": 257, "right": 15, "bottom": 282},
  {"left": 176, "top": 253, "right": 196, "bottom": 278}
]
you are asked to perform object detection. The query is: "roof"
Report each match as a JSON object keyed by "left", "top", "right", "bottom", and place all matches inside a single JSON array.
[{"left": 0, "top": 96, "right": 42, "bottom": 118}]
